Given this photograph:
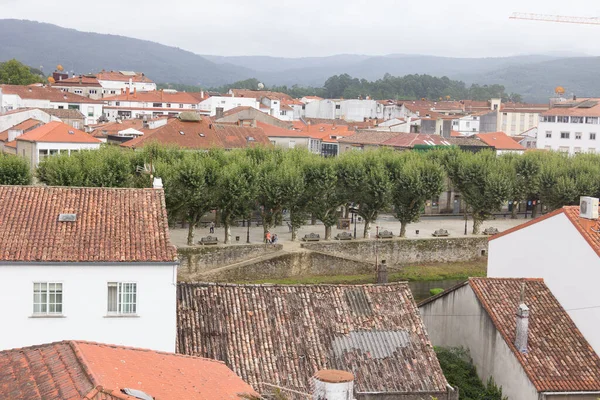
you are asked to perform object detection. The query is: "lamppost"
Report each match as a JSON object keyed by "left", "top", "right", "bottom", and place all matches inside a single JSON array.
[{"left": 349, "top": 206, "right": 358, "bottom": 239}]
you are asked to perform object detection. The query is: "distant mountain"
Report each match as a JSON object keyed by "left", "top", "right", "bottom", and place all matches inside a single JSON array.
[
  {"left": 1, "top": 19, "right": 597, "bottom": 102},
  {"left": 0, "top": 19, "right": 256, "bottom": 87}
]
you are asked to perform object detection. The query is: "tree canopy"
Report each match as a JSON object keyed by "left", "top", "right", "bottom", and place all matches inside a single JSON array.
[{"left": 0, "top": 59, "right": 44, "bottom": 85}]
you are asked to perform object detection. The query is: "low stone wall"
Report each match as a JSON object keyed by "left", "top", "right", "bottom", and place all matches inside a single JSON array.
[
  {"left": 178, "top": 243, "right": 283, "bottom": 278},
  {"left": 198, "top": 250, "right": 373, "bottom": 282},
  {"left": 301, "top": 237, "right": 488, "bottom": 266}
]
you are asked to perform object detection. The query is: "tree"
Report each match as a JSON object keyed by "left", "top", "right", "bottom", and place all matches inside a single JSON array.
[
  {"left": 283, "top": 149, "right": 311, "bottom": 241},
  {"left": 444, "top": 150, "right": 511, "bottom": 234},
  {"left": 0, "top": 154, "right": 32, "bottom": 185},
  {"left": 388, "top": 152, "right": 445, "bottom": 237},
  {"left": 304, "top": 157, "right": 344, "bottom": 240},
  {"left": 0, "top": 59, "right": 44, "bottom": 85},
  {"left": 216, "top": 155, "right": 257, "bottom": 244}
]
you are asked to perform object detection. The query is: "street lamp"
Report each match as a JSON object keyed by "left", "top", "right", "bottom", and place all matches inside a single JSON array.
[{"left": 349, "top": 206, "right": 358, "bottom": 239}]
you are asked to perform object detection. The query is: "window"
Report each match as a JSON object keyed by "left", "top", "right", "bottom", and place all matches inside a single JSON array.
[
  {"left": 152, "top": 103, "right": 162, "bottom": 108},
  {"left": 87, "top": 106, "right": 94, "bottom": 117},
  {"left": 591, "top": 133, "right": 597, "bottom": 140},
  {"left": 74, "top": 89, "right": 83, "bottom": 94},
  {"left": 166, "top": 103, "right": 171, "bottom": 108},
  {"left": 38, "top": 149, "right": 48, "bottom": 161},
  {"left": 335, "top": 104, "right": 341, "bottom": 110},
  {"left": 560, "top": 132, "right": 570, "bottom": 139},
  {"left": 586, "top": 117, "right": 598, "bottom": 124},
  {"left": 49, "top": 149, "right": 59, "bottom": 156},
  {"left": 545, "top": 131, "right": 552, "bottom": 138},
  {"left": 115, "top": 101, "right": 120, "bottom": 106},
  {"left": 571, "top": 116, "right": 584, "bottom": 124},
  {"left": 558, "top": 146, "right": 570, "bottom": 152},
  {"left": 466, "top": 122, "right": 470, "bottom": 128},
  {"left": 280, "top": 110, "right": 287, "bottom": 115},
  {"left": 72, "top": 121, "right": 79, "bottom": 129},
  {"left": 68, "top": 105, "right": 80, "bottom": 110},
  {"left": 110, "top": 91, "right": 116, "bottom": 94},
  {"left": 179, "top": 104, "right": 184, "bottom": 108},
  {"left": 33, "top": 283, "right": 63, "bottom": 315},
  {"left": 191, "top": 104, "right": 197, "bottom": 109},
  {"left": 576, "top": 132, "right": 582, "bottom": 140},
  {"left": 452, "top": 121, "right": 458, "bottom": 126},
  {"left": 574, "top": 147, "right": 582, "bottom": 154},
  {"left": 107, "top": 282, "right": 137, "bottom": 315},
  {"left": 289, "top": 140, "right": 296, "bottom": 149},
  {"left": 58, "top": 106, "right": 64, "bottom": 109},
  {"left": 89, "top": 90, "right": 97, "bottom": 95},
  {"left": 557, "top": 116, "right": 569, "bottom": 123},
  {"left": 589, "top": 148, "right": 596, "bottom": 154}
]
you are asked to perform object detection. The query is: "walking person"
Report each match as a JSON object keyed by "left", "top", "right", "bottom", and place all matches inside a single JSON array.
[
  {"left": 272, "top": 234, "right": 278, "bottom": 244},
  {"left": 209, "top": 222, "right": 215, "bottom": 234}
]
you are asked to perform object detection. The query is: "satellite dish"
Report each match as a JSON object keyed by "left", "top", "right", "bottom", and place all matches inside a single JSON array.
[{"left": 257, "top": 82, "right": 265, "bottom": 90}]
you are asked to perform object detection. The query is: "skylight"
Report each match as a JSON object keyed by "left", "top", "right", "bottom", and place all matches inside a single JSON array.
[{"left": 58, "top": 213, "right": 77, "bottom": 222}]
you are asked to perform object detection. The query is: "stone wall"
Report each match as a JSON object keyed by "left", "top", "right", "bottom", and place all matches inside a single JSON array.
[
  {"left": 301, "top": 237, "right": 489, "bottom": 266},
  {"left": 177, "top": 244, "right": 282, "bottom": 280}
]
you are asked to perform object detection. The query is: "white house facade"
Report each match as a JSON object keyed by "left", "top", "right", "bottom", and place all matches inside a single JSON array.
[
  {"left": 0, "top": 186, "right": 178, "bottom": 352},
  {"left": 198, "top": 96, "right": 259, "bottom": 116},
  {"left": 488, "top": 204, "right": 600, "bottom": 356},
  {"left": 103, "top": 89, "right": 203, "bottom": 121}
]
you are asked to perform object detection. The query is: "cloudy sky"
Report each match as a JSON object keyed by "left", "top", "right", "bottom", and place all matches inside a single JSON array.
[{"left": 1, "top": 0, "right": 599, "bottom": 58}]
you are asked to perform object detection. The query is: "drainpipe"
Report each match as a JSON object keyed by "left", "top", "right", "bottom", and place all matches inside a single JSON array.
[{"left": 542, "top": 392, "right": 600, "bottom": 397}]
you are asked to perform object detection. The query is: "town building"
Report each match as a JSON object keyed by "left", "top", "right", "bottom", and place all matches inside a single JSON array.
[
  {"left": 0, "top": 186, "right": 178, "bottom": 352},
  {"left": 304, "top": 99, "right": 403, "bottom": 122},
  {"left": 0, "top": 340, "right": 256, "bottom": 399},
  {"left": 102, "top": 89, "right": 204, "bottom": 121},
  {"left": 38, "top": 108, "right": 86, "bottom": 129},
  {"left": 52, "top": 75, "right": 104, "bottom": 99},
  {"left": 498, "top": 102, "right": 549, "bottom": 136},
  {"left": 96, "top": 71, "right": 157, "bottom": 93},
  {"left": 337, "top": 131, "right": 456, "bottom": 153},
  {"left": 419, "top": 278, "right": 600, "bottom": 400},
  {"left": 474, "top": 131, "right": 526, "bottom": 154},
  {"left": 257, "top": 121, "right": 310, "bottom": 149},
  {"left": 177, "top": 282, "right": 459, "bottom": 399},
  {"left": 0, "top": 108, "right": 52, "bottom": 133},
  {"left": 0, "top": 118, "right": 44, "bottom": 153},
  {"left": 374, "top": 117, "right": 421, "bottom": 133},
  {"left": 197, "top": 95, "right": 258, "bottom": 116},
  {"left": 536, "top": 98, "right": 600, "bottom": 154},
  {"left": 88, "top": 119, "right": 147, "bottom": 142},
  {"left": 0, "top": 85, "right": 104, "bottom": 125},
  {"left": 216, "top": 106, "right": 293, "bottom": 129},
  {"left": 487, "top": 202, "right": 600, "bottom": 357},
  {"left": 8, "top": 121, "right": 102, "bottom": 169},
  {"left": 121, "top": 112, "right": 271, "bottom": 150}
]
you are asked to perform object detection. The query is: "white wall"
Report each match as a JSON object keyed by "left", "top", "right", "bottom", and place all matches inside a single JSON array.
[
  {"left": 0, "top": 263, "right": 177, "bottom": 352},
  {"left": 34, "top": 142, "right": 101, "bottom": 165},
  {"left": 499, "top": 112, "right": 540, "bottom": 136},
  {"left": 488, "top": 213, "right": 600, "bottom": 355},
  {"left": 98, "top": 80, "right": 157, "bottom": 93},
  {"left": 419, "top": 285, "right": 540, "bottom": 400},
  {"left": 0, "top": 109, "right": 51, "bottom": 132},
  {"left": 453, "top": 115, "right": 481, "bottom": 134},
  {"left": 537, "top": 119, "right": 600, "bottom": 154},
  {"left": 198, "top": 96, "right": 258, "bottom": 116}
]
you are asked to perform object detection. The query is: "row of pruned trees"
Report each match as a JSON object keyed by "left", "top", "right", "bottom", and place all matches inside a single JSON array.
[{"left": 24, "top": 144, "right": 600, "bottom": 244}]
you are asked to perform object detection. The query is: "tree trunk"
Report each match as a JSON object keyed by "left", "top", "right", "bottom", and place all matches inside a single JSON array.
[
  {"left": 291, "top": 226, "right": 297, "bottom": 241},
  {"left": 511, "top": 201, "right": 518, "bottom": 219},
  {"left": 363, "top": 220, "right": 371, "bottom": 238},
  {"left": 224, "top": 223, "right": 231, "bottom": 244},
  {"left": 215, "top": 209, "right": 221, "bottom": 228},
  {"left": 263, "top": 221, "right": 269, "bottom": 243},
  {"left": 187, "top": 221, "right": 195, "bottom": 246},
  {"left": 400, "top": 221, "right": 407, "bottom": 238},
  {"left": 325, "top": 225, "right": 332, "bottom": 240},
  {"left": 472, "top": 217, "right": 483, "bottom": 235},
  {"left": 532, "top": 204, "right": 538, "bottom": 218},
  {"left": 311, "top": 214, "right": 316, "bottom": 225}
]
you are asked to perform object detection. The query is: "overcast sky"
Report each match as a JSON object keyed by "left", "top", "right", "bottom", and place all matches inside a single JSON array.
[{"left": 1, "top": 0, "right": 599, "bottom": 58}]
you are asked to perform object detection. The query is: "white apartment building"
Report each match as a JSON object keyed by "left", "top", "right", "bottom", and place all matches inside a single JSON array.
[
  {"left": 103, "top": 89, "right": 204, "bottom": 121},
  {"left": 498, "top": 103, "right": 549, "bottom": 136},
  {"left": 304, "top": 99, "right": 402, "bottom": 122},
  {"left": 451, "top": 114, "right": 481, "bottom": 135},
  {"left": 0, "top": 185, "right": 178, "bottom": 352},
  {"left": 536, "top": 99, "right": 600, "bottom": 154},
  {"left": 53, "top": 71, "right": 157, "bottom": 99},
  {"left": 198, "top": 95, "right": 259, "bottom": 116}
]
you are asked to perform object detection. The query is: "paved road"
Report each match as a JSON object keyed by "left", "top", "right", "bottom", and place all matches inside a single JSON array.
[{"left": 170, "top": 213, "right": 529, "bottom": 248}]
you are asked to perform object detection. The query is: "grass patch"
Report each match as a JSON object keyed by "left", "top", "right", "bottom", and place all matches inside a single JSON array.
[{"left": 236, "top": 260, "right": 486, "bottom": 285}]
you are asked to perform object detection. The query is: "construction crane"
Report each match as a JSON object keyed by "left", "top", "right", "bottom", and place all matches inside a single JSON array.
[{"left": 510, "top": 12, "right": 600, "bottom": 25}]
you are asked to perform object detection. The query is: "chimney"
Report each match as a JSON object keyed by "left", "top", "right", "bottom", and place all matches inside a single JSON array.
[
  {"left": 515, "top": 282, "right": 529, "bottom": 353},
  {"left": 215, "top": 107, "right": 224, "bottom": 120},
  {"left": 377, "top": 260, "right": 388, "bottom": 284},
  {"left": 312, "top": 370, "right": 354, "bottom": 400},
  {"left": 153, "top": 177, "right": 163, "bottom": 189},
  {"left": 129, "top": 78, "right": 133, "bottom": 88},
  {"left": 133, "top": 87, "right": 137, "bottom": 98}
]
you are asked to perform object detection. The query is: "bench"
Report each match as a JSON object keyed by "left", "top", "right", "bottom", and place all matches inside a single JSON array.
[
  {"left": 483, "top": 227, "right": 500, "bottom": 235},
  {"left": 377, "top": 230, "right": 394, "bottom": 239},
  {"left": 302, "top": 233, "right": 321, "bottom": 242},
  {"left": 335, "top": 232, "right": 353, "bottom": 241},
  {"left": 432, "top": 229, "right": 449, "bottom": 237},
  {"left": 199, "top": 236, "right": 219, "bottom": 245}
]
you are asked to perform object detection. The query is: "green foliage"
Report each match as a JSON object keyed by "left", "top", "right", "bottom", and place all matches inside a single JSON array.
[
  {"left": 430, "top": 288, "right": 445, "bottom": 296},
  {"left": 0, "top": 154, "right": 32, "bottom": 185},
  {"left": 435, "top": 347, "right": 507, "bottom": 400},
  {"left": 0, "top": 59, "right": 44, "bottom": 85}
]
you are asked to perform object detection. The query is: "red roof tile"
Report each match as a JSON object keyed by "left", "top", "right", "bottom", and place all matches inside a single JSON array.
[
  {"left": 96, "top": 71, "right": 154, "bottom": 83},
  {"left": 475, "top": 131, "right": 526, "bottom": 150},
  {"left": 542, "top": 98, "right": 600, "bottom": 117},
  {"left": 0, "top": 186, "right": 177, "bottom": 262},
  {"left": 52, "top": 76, "right": 102, "bottom": 87},
  {"left": 0, "top": 85, "right": 103, "bottom": 104},
  {"left": 256, "top": 122, "right": 309, "bottom": 138},
  {"left": 0, "top": 341, "right": 256, "bottom": 400},
  {"left": 17, "top": 122, "right": 101, "bottom": 144},
  {"left": 230, "top": 89, "right": 292, "bottom": 101},
  {"left": 0, "top": 119, "right": 44, "bottom": 142},
  {"left": 177, "top": 282, "right": 451, "bottom": 396},
  {"left": 469, "top": 278, "right": 600, "bottom": 392}
]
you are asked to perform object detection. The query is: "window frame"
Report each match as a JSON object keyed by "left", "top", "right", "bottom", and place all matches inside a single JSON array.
[
  {"left": 545, "top": 131, "right": 552, "bottom": 138},
  {"left": 107, "top": 282, "right": 137, "bottom": 316},
  {"left": 590, "top": 133, "right": 597, "bottom": 140},
  {"left": 575, "top": 132, "right": 582, "bottom": 140},
  {"left": 560, "top": 131, "right": 570, "bottom": 139},
  {"left": 33, "top": 282, "right": 63, "bottom": 316}
]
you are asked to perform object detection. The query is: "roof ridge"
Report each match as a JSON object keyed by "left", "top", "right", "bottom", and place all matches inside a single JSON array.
[
  {"left": 68, "top": 341, "right": 102, "bottom": 388},
  {"left": 179, "top": 281, "right": 410, "bottom": 288}
]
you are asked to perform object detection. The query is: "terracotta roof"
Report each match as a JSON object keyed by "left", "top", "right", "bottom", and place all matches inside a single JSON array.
[
  {"left": 501, "top": 102, "right": 549, "bottom": 112},
  {"left": 338, "top": 130, "right": 400, "bottom": 146},
  {"left": 0, "top": 85, "right": 103, "bottom": 104},
  {"left": 96, "top": 71, "right": 154, "bottom": 83},
  {"left": 176, "top": 282, "right": 450, "bottom": 395},
  {"left": 542, "top": 99, "right": 600, "bottom": 117},
  {"left": 475, "top": 132, "right": 526, "bottom": 150},
  {"left": 103, "top": 90, "right": 201, "bottom": 104},
  {"left": 52, "top": 76, "right": 102, "bottom": 87},
  {"left": 122, "top": 116, "right": 271, "bottom": 150},
  {"left": 0, "top": 341, "right": 256, "bottom": 400},
  {"left": 469, "top": 278, "right": 600, "bottom": 392},
  {"left": 221, "top": 106, "right": 254, "bottom": 117},
  {"left": 16, "top": 121, "right": 101, "bottom": 144},
  {"left": 37, "top": 108, "right": 85, "bottom": 120},
  {"left": 0, "top": 186, "right": 176, "bottom": 262},
  {"left": 0, "top": 119, "right": 44, "bottom": 142},
  {"left": 446, "top": 136, "right": 490, "bottom": 148},
  {"left": 89, "top": 119, "right": 145, "bottom": 138},
  {"left": 4, "top": 140, "right": 16, "bottom": 149},
  {"left": 230, "top": 89, "right": 292, "bottom": 101}
]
